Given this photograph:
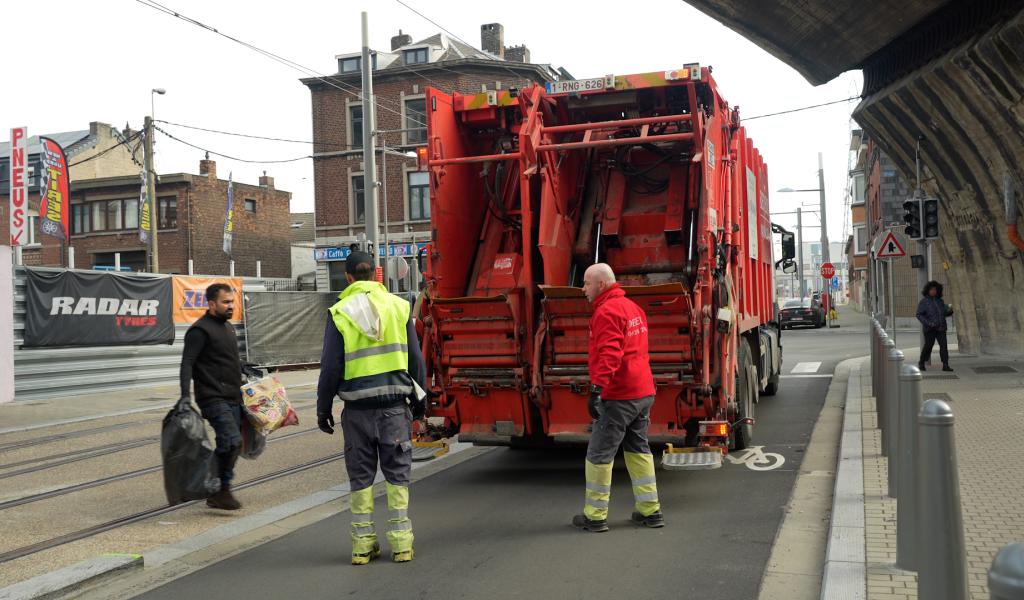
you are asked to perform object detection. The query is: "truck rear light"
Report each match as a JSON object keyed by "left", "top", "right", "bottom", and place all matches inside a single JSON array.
[{"left": 699, "top": 421, "right": 729, "bottom": 437}]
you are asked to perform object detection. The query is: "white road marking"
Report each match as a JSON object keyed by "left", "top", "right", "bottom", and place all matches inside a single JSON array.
[
  {"left": 790, "top": 361, "right": 822, "bottom": 374},
  {"left": 780, "top": 374, "right": 833, "bottom": 379}
]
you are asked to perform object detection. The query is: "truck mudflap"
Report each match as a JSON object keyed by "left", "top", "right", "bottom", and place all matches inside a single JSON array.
[
  {"left": 536, "top": 283, "right": 695, "bottom": 442},
  {"left": 426, "top": 294, "right": 532, "bottom": 445}
]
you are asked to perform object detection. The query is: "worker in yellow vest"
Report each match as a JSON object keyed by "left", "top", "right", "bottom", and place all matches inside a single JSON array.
[{"left": 316, "top": 250, "right": 427, "bottom": 565}]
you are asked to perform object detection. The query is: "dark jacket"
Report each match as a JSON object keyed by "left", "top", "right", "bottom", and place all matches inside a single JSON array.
[
  {"left": 316, "top": 315, "right": 426, "bottom": 417},
  {"left": 588, "top": 284, "right": 656, "bottom": 400},
  {"left": 179, "top": 313, "right": 242, "bottom": 404},
  {"left": 916, "top": 281, "right": 948, "bottom": 332}
]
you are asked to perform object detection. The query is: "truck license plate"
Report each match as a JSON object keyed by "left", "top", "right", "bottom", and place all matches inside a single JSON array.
[{"left": 546, "top": 76, "right": 610, "bottom": 94}]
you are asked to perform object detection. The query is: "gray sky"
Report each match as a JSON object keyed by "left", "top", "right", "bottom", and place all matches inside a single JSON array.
[{"left": 2, "top": 0, "right": 860, "bottom": 248}]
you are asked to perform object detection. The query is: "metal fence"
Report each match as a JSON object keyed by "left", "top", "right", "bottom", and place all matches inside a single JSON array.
[{"left": 243, "top": 291, "right": 334, "bottom": 367}]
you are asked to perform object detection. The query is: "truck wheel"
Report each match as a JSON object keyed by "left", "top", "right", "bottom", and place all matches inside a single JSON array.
[
  {"left": 731, "top": 342, "right": 755, "bottom": 451},
  {"left": 763, "top": 372, "right": 780, "bottom": 396}
]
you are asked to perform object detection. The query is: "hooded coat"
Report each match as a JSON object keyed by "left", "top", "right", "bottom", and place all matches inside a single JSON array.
[{"left": 916, "top": 281, "right": 949, "bottom": 332}]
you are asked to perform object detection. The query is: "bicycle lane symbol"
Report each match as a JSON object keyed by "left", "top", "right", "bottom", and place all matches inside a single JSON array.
[{"left": 725, "top": 446, "right": 786, "bottom": 471}]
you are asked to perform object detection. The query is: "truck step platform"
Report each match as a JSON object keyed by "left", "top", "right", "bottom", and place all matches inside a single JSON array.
[
  {"left": 661, "top": 445, "right": 723, "bottom": 471},
  {"left": 412, "top": 440, "right": 450, "bottom": 462}
]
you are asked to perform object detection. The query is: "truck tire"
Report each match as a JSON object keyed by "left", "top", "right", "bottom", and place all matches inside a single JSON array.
[
  {"left": 763, "top": 372, "right": 780, "bottom": 396},
  {"left": 731, "top": 342, "right": 755, "bottom": 451}
]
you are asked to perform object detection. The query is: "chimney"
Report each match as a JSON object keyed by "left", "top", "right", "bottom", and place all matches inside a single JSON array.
[
  {"left": 481, "top": 23, "right": 504, "bottom": 58},
  {"left": 259, "top": 170, "right": 275, "bottom": 190},
  {"left": 504, "top": 44, "right": 530, "bottom": 63},
  {"left": 391, "top": 29, "right": 412, "bottom": 51},
  {"left": 199, "top": 157, "right": 217, "bottom": 180}
]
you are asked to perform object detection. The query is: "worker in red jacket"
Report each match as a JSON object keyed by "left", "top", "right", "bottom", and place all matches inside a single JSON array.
[{"left": 573, "top": 263, "right": 664, "bottom": 533}]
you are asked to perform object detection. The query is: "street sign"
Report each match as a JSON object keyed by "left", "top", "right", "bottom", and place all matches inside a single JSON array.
[
  {"left": 876, "top": 231, "right": 906, "bottom": 258},
  {"left": 820, "top": 262, "right": 835, "bottom": 279},
  {"left": 831, "top": 276, "right": 840, "bottom": 290}
]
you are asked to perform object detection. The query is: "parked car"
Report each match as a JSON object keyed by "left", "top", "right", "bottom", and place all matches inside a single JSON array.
[{"left": 779, "top": 297, "right": 825, "bottom": 329}]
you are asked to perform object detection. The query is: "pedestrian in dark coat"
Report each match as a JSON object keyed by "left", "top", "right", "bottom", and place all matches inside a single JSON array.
[{"left": 916, "top": 281, "right": 953, "bottom": 372}]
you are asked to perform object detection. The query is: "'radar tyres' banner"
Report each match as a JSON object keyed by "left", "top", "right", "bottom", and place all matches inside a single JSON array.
[
  {"left": 172, "top": 276, "right": 244, "bottom": 324},
  {"left": 24, "top": 270, "right": 174, "bottom": 347}
]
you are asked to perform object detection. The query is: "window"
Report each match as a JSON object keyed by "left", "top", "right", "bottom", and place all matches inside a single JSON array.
[
  {"left": 405, "top": 98, "right": 426, "bottom": 144},
  {"left": 854, "top": 225, "right": 867, "bottom": 255},
  {"left": 404, "top": 47, "right": 428, "bottom": 65},
  {"left": 352, "top": 175, "right": 365, "bottom": 224},
  {"left": 72, "top": 204, "right": 90, "bottom": 234},
  {"left": 245, "top": 198, "right": 257, "bottom": 213},
  {"left": 91, "top": 201, "right": 107, "bottom": 231},
  {"left": 340, "top": 57, "right": 360, "bottom": 73},
  {"left": 158, "top": 197, "right": 177, "bottom": 229},
  {"left": 350, "top": 105, "right": 363, "bottom": 148},
  {"left": 26, "top": 213, "right": 39, "bottom": 246},
  {"left": 124, "top": 198, "right": 139, "bottom": 230},
  {"left": 106, "top": 200, "right": 123, "bottom": 231},
  {"left": 408, "top": 171, "right": 429, "bottom": 220}
]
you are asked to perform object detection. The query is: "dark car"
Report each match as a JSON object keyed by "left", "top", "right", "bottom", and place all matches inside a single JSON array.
[{"left": 779, "top": 298, "right": 825, "bottom": 329}]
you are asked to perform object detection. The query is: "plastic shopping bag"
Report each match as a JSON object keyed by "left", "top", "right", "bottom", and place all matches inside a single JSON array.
[
  {"left": 239, "top": 418, "right": 268, "bottom": 460},
  {"left": 241, "top": 375, "right": 298, "bottom": 434},
  {"left": 161, "top": 397, "right": 219, "bottom": 505}
]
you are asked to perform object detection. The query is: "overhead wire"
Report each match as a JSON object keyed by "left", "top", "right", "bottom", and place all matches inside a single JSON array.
[
  {"left": 156, "top": 119, "right": 357, "bottom": 150},
  {"left": 153, "top": 125, "right": 312, "bottom": 164},
  {"left": 68, "top": 131, "right": 144, "bottom": 167},
  {"left": 743, "top": 96, "right": 861, "bottom": 121}
]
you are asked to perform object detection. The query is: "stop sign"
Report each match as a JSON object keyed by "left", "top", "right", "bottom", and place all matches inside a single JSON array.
[{"left": 820, "top": 262, "right": 835, "bottom": 279}]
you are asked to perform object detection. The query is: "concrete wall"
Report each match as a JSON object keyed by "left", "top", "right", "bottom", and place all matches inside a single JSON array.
[{"left": 0, "top": 245, "right": 13, "bottom": 404}]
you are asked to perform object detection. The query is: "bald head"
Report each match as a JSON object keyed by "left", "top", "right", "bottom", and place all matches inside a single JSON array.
[{"left": 583, "top": 263, "right": 616, "bottom": 303}]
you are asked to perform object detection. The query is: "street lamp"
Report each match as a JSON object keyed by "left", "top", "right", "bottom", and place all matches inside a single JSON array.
[
  {"left": 777, "top": 152, "right": 831, "bottom": 268},
  {"left": 151, "top": 88, "right": 166, "bottom": 123}
]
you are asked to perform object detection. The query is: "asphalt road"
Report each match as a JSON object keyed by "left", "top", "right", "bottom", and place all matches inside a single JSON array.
[{"left": 133, "top": 319, "right": 865, "bottom": 600}]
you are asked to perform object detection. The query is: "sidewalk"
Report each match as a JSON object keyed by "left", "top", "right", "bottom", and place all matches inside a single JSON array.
[{"left": 839, "top": 348, "right": 1024, "bottom": 599}]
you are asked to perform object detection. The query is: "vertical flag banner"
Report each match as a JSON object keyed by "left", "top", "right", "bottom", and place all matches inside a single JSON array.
[
  {"left": 139, "top": 130, "right": 152, "bottom": 244},
  {"left": 39, "top": 137, "right": 70, "bottom": 242},
  {"left": 222, "top": 172, "right": 234, "bottom": 254},
  {"left": 9, "top": 127, "right": 28, "bottom": 246}
]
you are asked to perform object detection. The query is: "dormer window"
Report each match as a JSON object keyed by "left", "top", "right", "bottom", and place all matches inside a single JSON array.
[
  {"left": 339, "top": 54, "right": 377, "bottom": 73},
  {"left": 404, "top": 48, "right": 429, "bottom": 65}
]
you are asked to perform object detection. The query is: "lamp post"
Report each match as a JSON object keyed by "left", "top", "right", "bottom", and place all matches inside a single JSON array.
[
  {"left": 771, "top": 209, "right": 820, "bottom": 299},
  {"left": 147, "top": 88, "right": 165, "bottom": 273}
]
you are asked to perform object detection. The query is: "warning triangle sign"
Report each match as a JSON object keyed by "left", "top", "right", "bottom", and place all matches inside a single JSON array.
[{"left": 876, "top": 231, "right": 906, "bottom": 258}]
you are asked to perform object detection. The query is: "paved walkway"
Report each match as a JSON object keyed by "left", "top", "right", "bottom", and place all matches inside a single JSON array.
[{"left": 857, "top": 347, "right": 1024, "bottom": 599}]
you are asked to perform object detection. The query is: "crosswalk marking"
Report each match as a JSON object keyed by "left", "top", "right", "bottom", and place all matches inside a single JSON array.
[{"left": 790, "top": 361, "right": 822, "bottom": 374}]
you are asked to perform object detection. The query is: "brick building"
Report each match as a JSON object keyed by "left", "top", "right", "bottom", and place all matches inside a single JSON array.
[
  {"left": 302, "top": 23, "right": 568, "bottom": 291},
  {"left": 847, "top": 129, "right": 947, "bottom": 324},
  {"left": 2, "top": 156, "right": 292, "bottom": 277}
]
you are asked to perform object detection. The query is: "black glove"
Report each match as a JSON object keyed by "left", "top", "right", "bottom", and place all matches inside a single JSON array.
[
  {"left": 410, "top": 398, "right": 426, "bottom": 420},
  {"left": 178, "top": 394, "right": 191, "bottom": 406},
  {"left": 317, "top": 413, "right": 335, "bottom": 435},
  {"left": 588, "top": 386, "right": 603, "bottom": 421}
]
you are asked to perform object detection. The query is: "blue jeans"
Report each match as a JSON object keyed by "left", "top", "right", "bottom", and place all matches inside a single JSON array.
[{"left": 200, "top": 400, "right": 243, "bottom": 487}]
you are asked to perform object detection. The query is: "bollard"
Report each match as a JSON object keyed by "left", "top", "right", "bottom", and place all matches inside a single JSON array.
[
  {"left": 896, "top": 365, "right": 922, "bottom": 571},
  {"left": 886, "top": 347, "right": 904, "bottom": 499},
  {"left": 870, "top": 321, "right": 879, "bottom": 399},
  {"left": 989, "top": 543, "right": 1024, "bottom": 600},
  {"left": 917, "top": 399, "right": 968, "bottom": 600},
  {"left": 879, "top": 336, "right": 895, "bottom": 455}
]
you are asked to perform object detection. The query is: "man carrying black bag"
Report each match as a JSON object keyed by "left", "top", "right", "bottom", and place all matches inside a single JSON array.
[{"left": 179, "top": 283, "right": 244, "bottom": 510}]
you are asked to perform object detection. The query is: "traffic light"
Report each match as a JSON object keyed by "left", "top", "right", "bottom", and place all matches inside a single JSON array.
[
  {"left": 902, "top": 198, "right": 923, "bottom": 240},
  {"left": 922, "top": 197, "right": 940, "bottom": 239}
]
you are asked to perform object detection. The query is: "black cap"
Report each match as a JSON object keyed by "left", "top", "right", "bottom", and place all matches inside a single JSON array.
[{"left": 346, "top": 250, "right": 375, "bottom": 275}]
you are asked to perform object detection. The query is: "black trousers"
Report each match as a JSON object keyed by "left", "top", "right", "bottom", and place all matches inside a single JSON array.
[
  {"left": 200, "top": 399, "right": 243, "bottom": 487},
  {"left": 920, "top": 329, "right": 950, "bottom": 366}
]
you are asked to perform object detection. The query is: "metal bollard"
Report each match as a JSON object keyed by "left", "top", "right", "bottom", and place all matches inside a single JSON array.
[
  {"left": 871, "top": 321, "right": 879, "bottom": 400},
  {"left": 989, "top": 542, "right": 1024, "bottom": 600},
  {"left": 879, "top": 336, "right": 895, "bottom": 454},
  {"left": 917, "top": 399, "right": 968, "bottom": 600},
  {"left": 886, "top": 347, "right": 904, "bottom": 499},
  {"left": 896, "top": 364, "right": 922, "bottom": 571}
]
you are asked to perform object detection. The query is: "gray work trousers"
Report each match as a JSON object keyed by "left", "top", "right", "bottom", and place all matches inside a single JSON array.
[
  {"left": 586, "top": 395, "right": 655, "bottom": 464},
  {"left": 341, "top": 404, "right": 413, "bottom": 489}
]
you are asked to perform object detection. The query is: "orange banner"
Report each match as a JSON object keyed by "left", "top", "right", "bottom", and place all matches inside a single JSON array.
[{"left": 172, "top": 276, "right": 244, "bottom": 324}]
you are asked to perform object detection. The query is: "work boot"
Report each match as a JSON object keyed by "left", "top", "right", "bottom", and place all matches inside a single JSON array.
[
  {"left": 392, "top": 549, "right": 414, "bottom": 563},
  {"left": 572, "top": 514, "right": 609, "bottom": 533},
  {"left": 918, "top": 362, "right": 926, "bottom": 372},
  {"left": 631, "top": 510, "right": 665, "bottom": 528},
  {"left": 206, "top": 485, "right": 242, "bottom": 510},
  {"left": 352, "top": 543, "right": 381, "bottom": 565},
  {"left": 942, "top": 364, "right": 954, "bottom": 372}
]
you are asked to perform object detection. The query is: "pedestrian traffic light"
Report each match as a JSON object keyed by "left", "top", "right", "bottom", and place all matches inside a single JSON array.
[
  {"left": 902, "top": 198, "right": 923, "bottom": 240},
  {"left": 922, "top": 197, "right": 940, "bottom": 239}
]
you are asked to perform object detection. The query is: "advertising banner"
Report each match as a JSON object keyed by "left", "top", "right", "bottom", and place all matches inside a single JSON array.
[
  {"left": 172, "top": 276, "right": 244, "bottom": 324},
  {"left": 222, "top": 173, "right": 234, "bottom": 254},
  {"left": 9, "top": 127, "right": 28, "bottom": 246},
  {"left": 139, "top": 138, "right": 151, "bottom": 244},
  {"left": 23, "top": 270, "right": 174, "bottom": 347},
  {"left": 39, "top": 137, "right": 70, "bottom": 242}
]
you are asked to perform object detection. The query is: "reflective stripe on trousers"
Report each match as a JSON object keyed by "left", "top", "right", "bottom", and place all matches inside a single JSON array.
[
  {"left": 624, "top": 451, "right": 660, "bottom": 517},
  {"left": 386, "top": 482, "right": 414, "bottom": 552},
  {"left": 583, "top": 460, "right": 613, "bottom": 521},
  {"left": 349, "top": 486, "right": 377, "bottom": 554}
]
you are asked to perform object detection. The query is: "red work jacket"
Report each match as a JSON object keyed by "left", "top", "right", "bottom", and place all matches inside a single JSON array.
[{"left": 588, "top": 284, "right": 656, "bottom": 400}]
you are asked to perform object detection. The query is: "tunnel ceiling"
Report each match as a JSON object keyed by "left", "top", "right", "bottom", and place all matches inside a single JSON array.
[{"left": 683, "top": 1, "right": 949, "bottom": 84}]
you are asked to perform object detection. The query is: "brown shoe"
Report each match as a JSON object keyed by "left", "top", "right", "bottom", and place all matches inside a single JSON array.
[{"left": 206, "top": 486, "right": 242, "bottom": 510}]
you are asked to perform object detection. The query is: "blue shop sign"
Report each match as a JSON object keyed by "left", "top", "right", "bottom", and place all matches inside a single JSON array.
[{"left": 315, "top": 242, "right": 428, "bottom": 262}]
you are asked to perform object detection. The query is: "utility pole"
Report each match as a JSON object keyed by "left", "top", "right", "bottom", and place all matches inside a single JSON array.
[
  {"left": 818, "top": 152, "right": 830, "bottom": 266},
  {"left": 144, "top": 116, "right": 159, "bottom": 273},
  {"left": 797, "top": 206, "right": 806, "bottom": 298},
  {"left": 360, "top": 11, "right": 379, "bottom": 267}
]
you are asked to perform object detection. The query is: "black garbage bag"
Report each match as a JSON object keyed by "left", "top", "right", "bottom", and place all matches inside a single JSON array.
[
  {"left": 161, "top": 397, "right": 220, "bottom": 505},
  {"left": 239, "top": 418, "right": 267, "bottom": 460}
]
